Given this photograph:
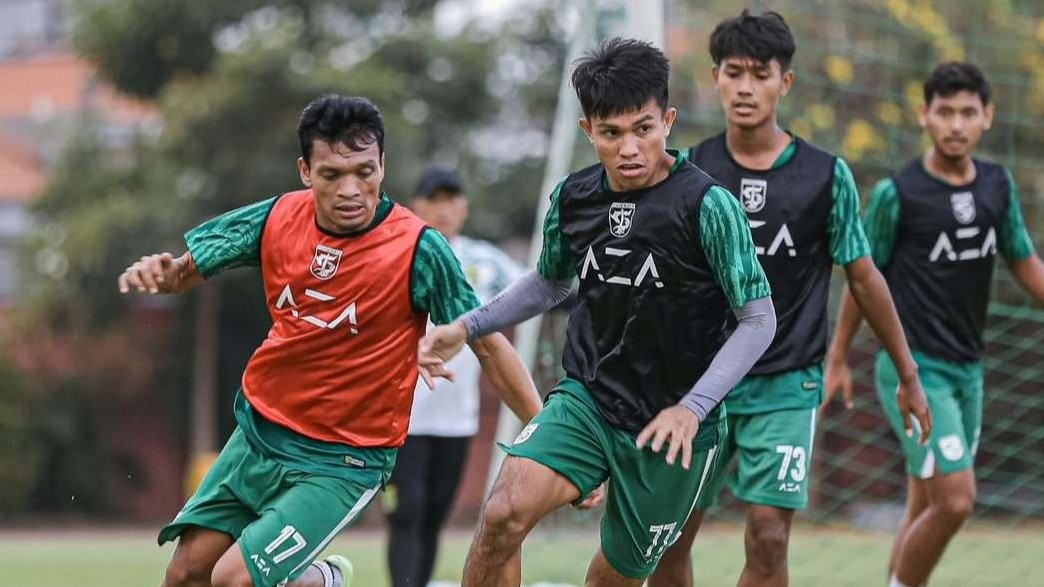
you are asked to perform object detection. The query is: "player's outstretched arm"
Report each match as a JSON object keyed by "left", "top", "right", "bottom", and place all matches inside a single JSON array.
[
  {"left": 117, "top": 252, "right": 203, "bottom": 295},
  {"left": 419, "top": 270, "right": 572, "bottom": 380},
  {"left": 840, "top": 257, "right": 931, "bottom": 444},
  {"left": 469, "top": 332, "right": 542, "bottom": 423}
]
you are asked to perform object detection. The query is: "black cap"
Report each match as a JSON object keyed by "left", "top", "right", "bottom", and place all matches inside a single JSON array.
[{"left": 414, "top": 166, "right": 465, "bottom": 199}]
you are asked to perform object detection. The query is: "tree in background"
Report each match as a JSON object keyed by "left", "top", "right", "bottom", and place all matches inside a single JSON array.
[{"left": 9, "top": 0, "right": 566, "bottom": 517}]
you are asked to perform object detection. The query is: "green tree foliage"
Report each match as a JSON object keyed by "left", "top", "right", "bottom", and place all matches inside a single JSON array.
[{"left": 14, "top": 0, "right": 566, "bottom": 516}]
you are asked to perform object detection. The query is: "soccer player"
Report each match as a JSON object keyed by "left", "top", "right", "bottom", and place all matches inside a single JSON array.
[
  {"left": 648, "top": 11, "right": 931, "bottom": 587},
  {"left": 382, "top": 166, "right": 524, "bottom": 587},
  {"left": 116, "top": 95, "right": 543, "bottom": 587},
  {"left": 825, "top": 62, "right": 1044, "bottom": 587},
  {"left": 420, "top": 38, "right": 777, "bottom": 586}
]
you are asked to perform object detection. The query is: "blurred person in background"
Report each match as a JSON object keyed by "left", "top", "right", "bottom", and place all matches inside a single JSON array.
[
  {"left": 382, "top": 166, "right": 525, "bottom": 587},
  {"left": 651, "top": 10, "right": 930, "bottom": 587},
  {"left": 117, "top": 94, "right": 541, "bottom": 587},
  {"left": 825, "top": 62, "right": 1044, "bottom": 587}
]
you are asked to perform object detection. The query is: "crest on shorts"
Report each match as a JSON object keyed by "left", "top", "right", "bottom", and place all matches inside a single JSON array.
[
  {"left": 740, "top": 178, "right": 768, "bottom": 213},
  {"left": 513, "top": 423, "right": 539, "bottom": 445},
  {"left": 938, "top": 434, "right": 965, "bottom": 462},
  {"left": 951, "top": 192, "right": 976, "bottom": 224},
  {"left": 608, "top": 202, "right": 636, "bottom": 238},
  {"left": 310, "top": 244, "right": 343, "bottom": 280}
]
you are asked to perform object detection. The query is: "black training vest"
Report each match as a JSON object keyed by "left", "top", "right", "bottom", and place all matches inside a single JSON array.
[
  {"left": 558, "top": 158, "right": 731, "bottom": 431},
  {"left": 886, "top": 158, "right": 1010, "bottom": 363},
  {"left": 689, "top": 133, "right": 835, "bottom": 375}
]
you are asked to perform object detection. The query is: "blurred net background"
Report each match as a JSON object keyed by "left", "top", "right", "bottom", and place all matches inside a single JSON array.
[
  {"left": 530, "top": 0, "right": 1044, "bottom": 583},
  {"left": 0, "top": 0, "right": 1041, "bottom": 585}
]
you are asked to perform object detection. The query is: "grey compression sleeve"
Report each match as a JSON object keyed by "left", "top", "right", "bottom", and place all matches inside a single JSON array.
[
  {"left": 679, "top": 296, "right": 777, "bottom": 422},
  {"left": 460, "top": 270, "right": 573, "bottom": 339}
]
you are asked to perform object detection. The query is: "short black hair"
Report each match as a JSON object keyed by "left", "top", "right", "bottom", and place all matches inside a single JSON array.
[
  {"left": 709, "top": 9, "right": 796, "bottom": 71},
  {"left": 570, "top": 37, "right": 670, "bottom": 120},
  {"left": 297, "top": 94, "right": 385, "bottom": 164},
  {"left": 924, "top": 62, "right": 991, "bottom": 106}
]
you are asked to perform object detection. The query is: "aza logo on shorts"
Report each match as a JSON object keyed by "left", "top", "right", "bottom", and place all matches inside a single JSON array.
[
  {"left": 608, "top": 202, "right": 636, "bottom": 238},
  {"left": 310, "top": 244, "right": 343, "bottom": 280},
  {"left": 938, "top": 434, "right": 965, "bottom": 462},
  {"left": 740, "top": 178, "right": 768, "bottom": 213},
  {"left": 513, "top": 423, "right": 539, "bottom": 445}
]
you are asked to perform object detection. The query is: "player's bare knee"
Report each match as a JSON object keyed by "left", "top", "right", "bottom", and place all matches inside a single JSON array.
[
  {"left": 746, "top": 516, "right": 790, "bottom": 570},
  {"left": 163, "top": 557, "right": 211, "bottom": 587},
  {"left": 935, "top": 474, "right": 976, "bottom": 521},
  {"left": 479, "top": 489, "right": 531, "bottom": 546},
  {"left": 940, "top": 489, "right": 975, "bottom": 521},
  {"left": 210, "top": 556, "right": 254, "bottom": 587}
]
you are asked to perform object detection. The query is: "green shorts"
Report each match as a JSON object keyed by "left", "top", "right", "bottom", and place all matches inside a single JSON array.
[
  {"left": 503, "top": 382, "right": 726, "bottom": 579},
  {"left": 876, "top": 351, "right": 983, "bottom": 479},
  {"left": 695, "top": 407, "right": 817, "bottom": 510},
  {"left": 159, "top": 428, "right": 386, "bottom": 587}
]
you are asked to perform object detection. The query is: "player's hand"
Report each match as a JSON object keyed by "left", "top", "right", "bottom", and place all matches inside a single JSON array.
[
  {"left": 897, "top": 375, "right": 932, "bottom": 446},
  {"left": 117, "top": 253, "right": 184, "bottom": 295},
  {"left": 821, "top": 355, "right": 854, "bottom": 417},
  {"left": 418, "top": 321, "right": 468, "bottom": 389},
  {"left": 418, "top": 362, "right": 456, "bottom": 391},
  {"left": 635, "top": 405, "right": 700, "bottom": 470},
  {"left": 575, "top": 482, "right": 606, "bottom": 510}
]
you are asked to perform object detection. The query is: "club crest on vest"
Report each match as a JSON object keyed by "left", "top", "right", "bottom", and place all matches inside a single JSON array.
[
  {"left": 310, "top": 244, "right": 343, "bottom": 280},
  {"left": 608, "top": 202, "right": 636, "bottom": 237},
  {"left": 950, "top": 192, "right": 976, "bottom": 224},
  {"left": 740, "top": 178, "right": 768, "bottom": 213}
]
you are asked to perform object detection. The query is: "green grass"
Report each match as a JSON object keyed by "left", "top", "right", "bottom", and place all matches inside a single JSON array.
[{"left": 2, "top": 522, "right": 1040, "bottom": 586}]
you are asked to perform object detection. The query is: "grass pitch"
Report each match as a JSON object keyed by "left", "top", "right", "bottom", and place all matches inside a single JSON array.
[{"left": 2, "top": 522, "right": 1039, "bottom": 586}]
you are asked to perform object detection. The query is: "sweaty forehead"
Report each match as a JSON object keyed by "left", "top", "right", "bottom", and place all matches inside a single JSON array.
[
  {"left": 310, "top": 139, "right": 381, "bottom": 168},
  {"left": 592, "top": 101, "right": 663, "bottom": 126}
]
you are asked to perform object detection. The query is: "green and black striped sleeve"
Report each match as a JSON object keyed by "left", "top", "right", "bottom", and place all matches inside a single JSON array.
[
  {"left": 411, "top": 229, "right": 481, "bottom": 325},
  {"left": 862, "top": 178, "right": 901, "bottom": 268},
  {"left": 699, "top": 186, "right": 772, "bottom": 308},
  {"left": 536, "top": 178, "right": 577, "bottom": 281},
  {"left": 184, "top": 197, "right": 278, "bottom": 278},
  {"left": 828, "top": 158, "right": 871, "bottom": 265},
  {"left": 999, "top": 167, "right": 1035, "bottom": 261}
]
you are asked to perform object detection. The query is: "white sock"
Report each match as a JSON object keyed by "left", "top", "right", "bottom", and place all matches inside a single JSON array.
[
  {"left": 309, "top": 560, "right": 342, "bottom": 587},
  {"left": 888, "top": 574, "right": 913, "bottom": 587}
]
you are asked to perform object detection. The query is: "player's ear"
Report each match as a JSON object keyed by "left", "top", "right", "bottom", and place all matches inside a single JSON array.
[
  {"left": 983, "top": 102, "right": 995, "bottom": 131},
  {"left": 297, "top": 157, "right": 312, "bottom": 187},
  {"left": 579, "top": 117, "right": 594, "bottom": 143},
  {"left": 664, "top": 107, "right": 677, "bottom": 137},
  {"left": 917, "top": 102, "right": 928, "bottom": 129},
  {"left": 780, "top": 69, "right": 795, "bottom": 96}
]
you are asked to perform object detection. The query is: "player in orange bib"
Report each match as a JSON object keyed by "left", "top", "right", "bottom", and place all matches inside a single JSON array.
[{"left": 117, "top": 95, "right": 542, "bottom": 587}]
